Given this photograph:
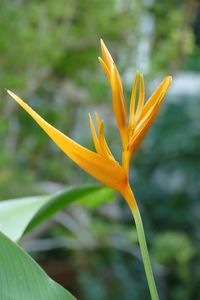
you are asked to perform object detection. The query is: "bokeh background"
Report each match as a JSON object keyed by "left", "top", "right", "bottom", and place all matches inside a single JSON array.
[{"left": 0, "top": 0, "right": 200, "bottom": 299}]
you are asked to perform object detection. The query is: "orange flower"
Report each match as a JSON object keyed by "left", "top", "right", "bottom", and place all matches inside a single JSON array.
[{"left": 7, "top": 40, "right": 172, "bottom": 209}]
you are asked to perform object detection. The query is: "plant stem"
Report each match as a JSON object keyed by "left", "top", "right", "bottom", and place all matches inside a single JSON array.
[
  {"left": 123, "top": 186, "right": 159, "bottom": 300},
  {"left": 132, "top": 204, "right": 159, "bottom": 300}
]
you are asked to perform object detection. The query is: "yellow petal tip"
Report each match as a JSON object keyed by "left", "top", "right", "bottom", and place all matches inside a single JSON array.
[
  {"left": 6, "top": 89, "right": 13, "bottom": 96},
  {"left": 164, "top": 76, "right": 173, "bottom": 89},
  {"left": 100, "top": 38, "right": 104, "bottom": 45},
  {"left": 98, "top": 56, "right": 103, "bottom": 62},
  {"left": 167, "top": 75, "right": 173, "bottom": 82},
  {"left": 6, "top": 89, "right": 25, "bottom": 107}
]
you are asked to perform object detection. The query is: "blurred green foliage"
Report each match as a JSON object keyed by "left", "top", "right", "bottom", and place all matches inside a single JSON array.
[{"left": 0, "top": 0, "right": 200, "bottom": 299}]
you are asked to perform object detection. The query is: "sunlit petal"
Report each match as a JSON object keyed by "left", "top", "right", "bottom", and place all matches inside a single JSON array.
[
  {"left": 127, "top": 76, "right": 172, "bottom": 154},
  {"left": 94, "top": 112, "right": 101, "bottom": 129},
  {"left": 100, "top": 40, "right": 124, "bottom": 100},
  {"left": 110, "top": 64, "right": 126, "bottom": 127},
  {"left": 135, "top": 74, "right": 145, "bottom": 123},
  {"left": 98, "top": 121, "right": 115, "bottom": 161},
  {"left": 88, "top": 113, "right": 103, "bottom": 155},
  {"left": 7, "top": 90, "right": 128, "bottom": 192},
  {"left": 100, "top": 39, "right": 113, "bottom": 69},
  {"left": 128, "top": 89, "right": 169, "bottom": 154},
  {"left": 98, "top": 57, "right": 110, "bottom": 81},
  {"left": 93, "top": 112, "right": 115, "bottom": 161},
  {"left": 129, "top": 70, "right": 139, "bottom": 127},
  {"left": 139, "top": 76, "right": 172, "bottom": 122}
]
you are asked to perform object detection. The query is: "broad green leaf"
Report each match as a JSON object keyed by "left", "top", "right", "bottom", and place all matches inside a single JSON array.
[
  {"left": 0, "top": 185, "right": 114, "bottom": 241},
  {"left": 0, "top": 196, "right": 48, "bottom": 241},
  {"left": 0, "top": 230, "right": 76, "bottom": 300},
  {"left": 27, "top": 185, "right": 114, "bottom": 232}
]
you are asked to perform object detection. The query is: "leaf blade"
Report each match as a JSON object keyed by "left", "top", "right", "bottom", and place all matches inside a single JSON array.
[
  {"left": 0, "top": 185, "right": 115, "bottom": 241},
  {"left": 0, "top": 230, "right": 76, "bottom": 300}
]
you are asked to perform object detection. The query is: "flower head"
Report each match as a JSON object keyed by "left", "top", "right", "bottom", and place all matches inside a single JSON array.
[
  {"left": 99, "top": 39, "right": 172, "bottom": 171},
  {"left": 7, "top": 40, "right": 172, "bottom": 209}
]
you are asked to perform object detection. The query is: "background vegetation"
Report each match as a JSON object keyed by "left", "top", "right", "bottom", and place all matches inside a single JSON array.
[{"left": 0, "top": 0, "right": 200, "bottom": 299}]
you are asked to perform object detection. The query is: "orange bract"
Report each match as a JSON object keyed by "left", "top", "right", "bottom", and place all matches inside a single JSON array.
[
  {"left": 99, "top": 40, "right": 172, "bottom": 170},
  {"left": 7, "top": 40, "right": 172, "bottom": 209}
]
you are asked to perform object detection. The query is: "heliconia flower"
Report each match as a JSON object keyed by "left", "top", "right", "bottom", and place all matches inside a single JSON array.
[{"left": 7, "top": 40, "right": 172, "bottom": 210}]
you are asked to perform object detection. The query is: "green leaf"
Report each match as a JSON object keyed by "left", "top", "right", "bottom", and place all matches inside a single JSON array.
[
  {"left": 27, "top": 185, "right": 114, "bottom": 232},
  {"left": 0, "top": 196, "right": 48, "bottom": 241},
  {"left": 0, "top": 185, "right": 114, "bottom": 241},
  {"left": 0, "top": 230, "right": 76, "bottom": 300}
]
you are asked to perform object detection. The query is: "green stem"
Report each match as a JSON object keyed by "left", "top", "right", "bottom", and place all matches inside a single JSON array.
[
  {"left": 123, "top": 186, "right": 159, "bottom": 300},
  {"left": 132, "top": 205, "right": 159, "bottom": 300}
]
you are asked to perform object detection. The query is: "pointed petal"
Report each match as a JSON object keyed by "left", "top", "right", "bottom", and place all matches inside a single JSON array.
[
  {"left": 88, "top": 113, "right": 103, "bottom": 155},
  {"left": 135, "top": 74, "right": 145, "bottom": 122},
  {"left": 110, "top": 64, "right": 128, "bottom": 149},
  {"left": 98, "top": 57, "right": 110, "bottom": 81},
  {"left": 94, "top": 111, "right": 101, "bottom": 130},
  {"left": 128, "top": 78, "right": 171, "bottom": 154},
  {"left": 110, "top": 63, "right": 126, "bottom": 129},
  {"left": 99, "top": 41, "right": 123, "bottom": 93},
  {"left": 128, "top": 104, "right": 159, "bottom": 153},
  {"left": 129, "top": 70, "right": 139, "bottom": 127},
  {"left": 99, "top": 41, "right": 128, "bottom": 149},
  {"left": 100, "top": 39, "right": 113, "bottom": 69},
  {"left": 94, "top": 112, "right": 115, "bottom": 161},
  {"left": 98, "top": 121, "right": 115, "bottom": 161},
  {"left": 7, "top": 90, "right": 128, "bottom": 192},
  {"left": 100, "top": 40, "right": 123, "bottom": 92},
  {"left": 139, "top": 76, "right": 172, "bottom": 122}
]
